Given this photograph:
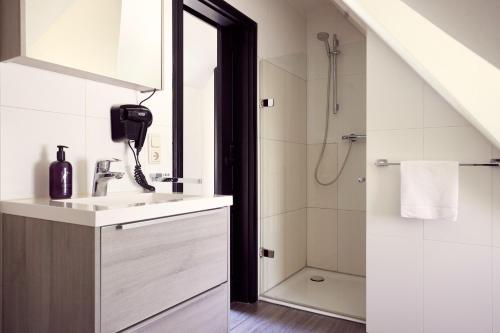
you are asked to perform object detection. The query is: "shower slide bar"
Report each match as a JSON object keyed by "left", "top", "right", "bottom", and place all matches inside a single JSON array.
[{"left": 375, "top": 159, "right": 500, "bottom": 167}]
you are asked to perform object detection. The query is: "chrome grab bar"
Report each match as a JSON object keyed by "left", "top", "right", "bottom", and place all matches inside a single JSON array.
[
  {"left": 375, "top": 158, "right": 500, "bottom": 167},
  {"left": 150, "top": 173, "right": 202, "bottom": 184}
]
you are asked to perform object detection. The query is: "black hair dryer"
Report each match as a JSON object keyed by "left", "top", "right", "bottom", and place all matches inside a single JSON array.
[
  {"left": 110, "top": 104, "right": 155, "bottom": 192},
  {"left": 111, "top": 104, "right": 153, "bottom": 152}
]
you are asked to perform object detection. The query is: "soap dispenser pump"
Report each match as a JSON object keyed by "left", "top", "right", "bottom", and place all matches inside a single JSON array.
[{"left": 49, "top": 145, "right": 72, "bottom": 199}]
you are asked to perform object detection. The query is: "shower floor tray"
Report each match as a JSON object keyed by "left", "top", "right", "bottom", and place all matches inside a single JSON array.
[{"left": 261, "top": 267, "right": 366, "bottom": 321}]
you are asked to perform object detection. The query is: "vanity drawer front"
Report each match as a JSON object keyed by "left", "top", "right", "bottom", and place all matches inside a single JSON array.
[
  {"left": 100, "top": 208, "right": 228, "bottom": 333},
  {"left": 126, "top": 283, "right": 228, "bottom": 333}
]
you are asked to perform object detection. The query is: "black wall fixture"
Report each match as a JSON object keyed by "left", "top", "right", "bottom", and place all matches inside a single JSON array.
[{"left": 172, "top": 0, "right": 258, "bottom": 303}]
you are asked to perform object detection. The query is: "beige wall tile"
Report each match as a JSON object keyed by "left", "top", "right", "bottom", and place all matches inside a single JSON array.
[
  {"left": 260, "top": 61, "right": 287, "bottom": 141},
  {"left": 261, "top": 214, "right": 286, "bottom": 292},
  {"left": 307, "top": 208, "right": 338, "bottom": 270},
  {"left": 338, "top": 142, "right": 366, "bottom": 211},
  {"left": 337, "top": 74, "right": 366, "bottom": 139},
  {"left": 307, "top": 78, "right": 339, "bottom": 144},
  {"left": 338, "top": 210, "right": 366, "bottom": 276},
  {"left": 285, "top": 143, "right": 307, "bottom": 211},
  {"left": 307, "top": 143, "right": 338, "bottom": 209},
  {"left": 261, "top": 139, "right": 286, "bottom": 217},
  {"left": 285, "top": 209, "right": 307, "bottom": 276},
  {"left": 285, "top": 73, "right": 307, "bottom": 144},
  {"left": 337, "top": 41, "right": 366, "bottom": 77}
]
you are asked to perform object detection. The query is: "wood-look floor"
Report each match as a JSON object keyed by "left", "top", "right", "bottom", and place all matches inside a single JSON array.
[{"left": 230, "top": 301, "right": 366, "bottom": 333}]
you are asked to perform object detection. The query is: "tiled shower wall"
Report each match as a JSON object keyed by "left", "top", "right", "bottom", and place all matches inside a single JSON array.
[
  {"left": 260, "top": 60, "right": 308, "bottom": 292},
  {"left": 260, "top": 2, "right": 367, "bottom": 293},
  {"left": 306, "top": 3, "right": 366, "bottom": 276}
]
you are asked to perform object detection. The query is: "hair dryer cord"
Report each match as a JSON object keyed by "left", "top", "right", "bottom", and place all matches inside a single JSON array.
[{"left": 128, "top": 140, "right": 155, "bottom": 192}]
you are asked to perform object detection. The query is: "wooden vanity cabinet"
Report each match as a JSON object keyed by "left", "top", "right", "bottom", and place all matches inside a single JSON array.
[{"left": 1, "top": 207, "right": 230, "bottom": 333}]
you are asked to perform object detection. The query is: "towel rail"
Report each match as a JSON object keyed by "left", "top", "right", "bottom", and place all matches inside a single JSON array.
[{"left": 375, "top": 159, "right": 500, "bottom": 167}]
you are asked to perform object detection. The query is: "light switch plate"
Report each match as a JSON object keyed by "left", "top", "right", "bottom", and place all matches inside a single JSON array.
[
  {"left": 149, "top": 134, "right": 161, "bottom": 164},
  {"left": 150, "top": 134, "right": 161, "bottom": 148}
]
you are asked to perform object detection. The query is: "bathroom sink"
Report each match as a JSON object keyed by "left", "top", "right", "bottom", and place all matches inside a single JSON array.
[
  {"left": 0, "top": 192, "right": 232, "bottom": 227},
  {"left": 58, "top": 192, "right": 189, "bottom": 207}
]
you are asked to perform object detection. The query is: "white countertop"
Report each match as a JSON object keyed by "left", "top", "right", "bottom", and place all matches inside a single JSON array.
[{"left": 0, "top": 192, "right": 233, "bottom": 227}]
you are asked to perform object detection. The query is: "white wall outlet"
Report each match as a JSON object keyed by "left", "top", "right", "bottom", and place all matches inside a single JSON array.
[{"left": 149, "top": 134, "right": 161, "bottom": 164}]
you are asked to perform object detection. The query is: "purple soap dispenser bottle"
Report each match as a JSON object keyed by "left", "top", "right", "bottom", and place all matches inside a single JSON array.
[{"left": 49, "top": 145, "right": 72, "bottom": 199}]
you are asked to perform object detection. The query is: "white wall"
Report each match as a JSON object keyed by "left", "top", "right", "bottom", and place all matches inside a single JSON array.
[
  {"left": 182, "top": 12, "right": 217, "bottom": 196},
  {"left": 366, "top": 30, "right": 500, "bottom": 333},
  {"left": 183, "top": 75, "right": 215, "bottom": 196},
  {"left": 0, "top": 63, "right": 171, "bottom": 200},
  {"left": 0, "top": 3, "right": 173, "bottom": 201},
  {"left": 306, "top": 2, "right": 366, "bottom": 277}
]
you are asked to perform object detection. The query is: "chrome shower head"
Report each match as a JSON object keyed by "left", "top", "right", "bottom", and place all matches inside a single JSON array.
[
  {"left": 317, "top": 32, "right": 329, "bottom": 41},
  {"left": 317, "top": 32, "right": 331, "bottom": 55}
]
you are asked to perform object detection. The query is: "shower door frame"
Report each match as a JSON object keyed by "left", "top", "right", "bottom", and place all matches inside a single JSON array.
[{"left": 172, "top": 0, "right": 259, "bottom": 303}]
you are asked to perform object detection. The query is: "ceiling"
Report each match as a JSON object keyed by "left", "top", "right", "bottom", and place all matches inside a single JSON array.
[{"left": 285, "top": 0, "right": 333, "bottom": 14}]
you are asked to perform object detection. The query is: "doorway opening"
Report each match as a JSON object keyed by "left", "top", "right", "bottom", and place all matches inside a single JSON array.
[{"left": 172, "top": 0, "right": 258, "bottom": 303}]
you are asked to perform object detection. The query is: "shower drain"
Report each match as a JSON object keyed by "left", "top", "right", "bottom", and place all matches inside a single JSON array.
[{"left": 310, "top": 275, "right": 325, "bottom": 282}]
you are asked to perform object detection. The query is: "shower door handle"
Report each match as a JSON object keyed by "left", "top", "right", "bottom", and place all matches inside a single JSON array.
[
  {"left": 260, "top": 98, "right": 275, "bottom": 108},
  {"left": 259, "top": 248, "right": 275, "bottom": 258}
]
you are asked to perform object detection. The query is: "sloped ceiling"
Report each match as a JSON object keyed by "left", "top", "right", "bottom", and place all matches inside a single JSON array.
[{"left": 334, "top": 0, "right": 500, "bottom": 149}]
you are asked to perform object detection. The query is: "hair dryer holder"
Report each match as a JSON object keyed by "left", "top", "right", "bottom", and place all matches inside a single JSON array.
[{"left": 110, "top": 104, "right": 153, "bottom": 151}]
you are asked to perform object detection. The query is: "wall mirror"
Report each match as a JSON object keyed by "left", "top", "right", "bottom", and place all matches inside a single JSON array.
[{"left": 0, "top": 0, "right": 163, "bottom": 90}]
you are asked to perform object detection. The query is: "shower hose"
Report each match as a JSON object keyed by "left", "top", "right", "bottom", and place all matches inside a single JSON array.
[{"left": 314, "top": 50, "right": 353, "bottom": 186}]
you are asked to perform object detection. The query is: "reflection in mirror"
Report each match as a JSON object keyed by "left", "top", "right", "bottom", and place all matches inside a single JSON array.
[
  {"left": 24, "top": 0, "right": 162, "bottom": 89},
  {"left": 182, "top": 12, "right": 217, "bottom": 196}
]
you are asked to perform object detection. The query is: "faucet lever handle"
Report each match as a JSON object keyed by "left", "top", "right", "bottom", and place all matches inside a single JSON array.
[{"left": 96, "top": 158, "right": 121, "bottom": 172}]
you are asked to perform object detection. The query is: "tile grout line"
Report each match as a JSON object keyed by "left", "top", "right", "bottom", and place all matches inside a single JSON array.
[
  {"left": 421, "top": 80, "right": 425, "bottom": 333},
  {"left": 491, "top": 149, "right": 494, "bottom": 332},
  {"left": 366, "top": 124, "right": 474, "bottom": 133},
  {"left": 0, "top": 104, "right": 86, "bottom": 118},
  {"left": 83, "top": 80, "right": 88, "bottom": 196}
]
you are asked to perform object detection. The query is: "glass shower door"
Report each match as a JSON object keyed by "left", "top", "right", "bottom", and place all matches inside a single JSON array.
[{"left": 259, "top": 59, "right": 308, "bottom": 298}]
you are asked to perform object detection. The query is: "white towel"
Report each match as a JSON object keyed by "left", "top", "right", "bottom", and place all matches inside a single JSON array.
[{"left": 400, "top": 161, "right": 459, "bottom": 221}]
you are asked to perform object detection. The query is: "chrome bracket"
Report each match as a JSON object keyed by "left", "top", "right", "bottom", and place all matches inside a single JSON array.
[
  {"left": 259, "top": 248, "right": 275, "bottom": 258},
  {"left": 260, "top": 98, "right": 275, "bottom": 108}
]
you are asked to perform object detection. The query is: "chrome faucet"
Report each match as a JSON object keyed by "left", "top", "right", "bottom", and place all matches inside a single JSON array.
[{"left": 92, "top": 159, "right": 125, "bottom": 197}]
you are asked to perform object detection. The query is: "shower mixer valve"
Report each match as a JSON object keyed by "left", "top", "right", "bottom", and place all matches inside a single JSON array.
[{"left": 342, "top": 133, "right": 367, "bottom": 142}]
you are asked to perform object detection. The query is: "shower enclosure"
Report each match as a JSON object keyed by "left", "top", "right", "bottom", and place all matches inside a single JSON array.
[{"left": 258, "top": 5, "right": 367, "bottom": 322}]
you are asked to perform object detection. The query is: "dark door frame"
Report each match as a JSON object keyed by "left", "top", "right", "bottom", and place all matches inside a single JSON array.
[{"left": 172, "top": 0, "right": 258, "bottom": 303}]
